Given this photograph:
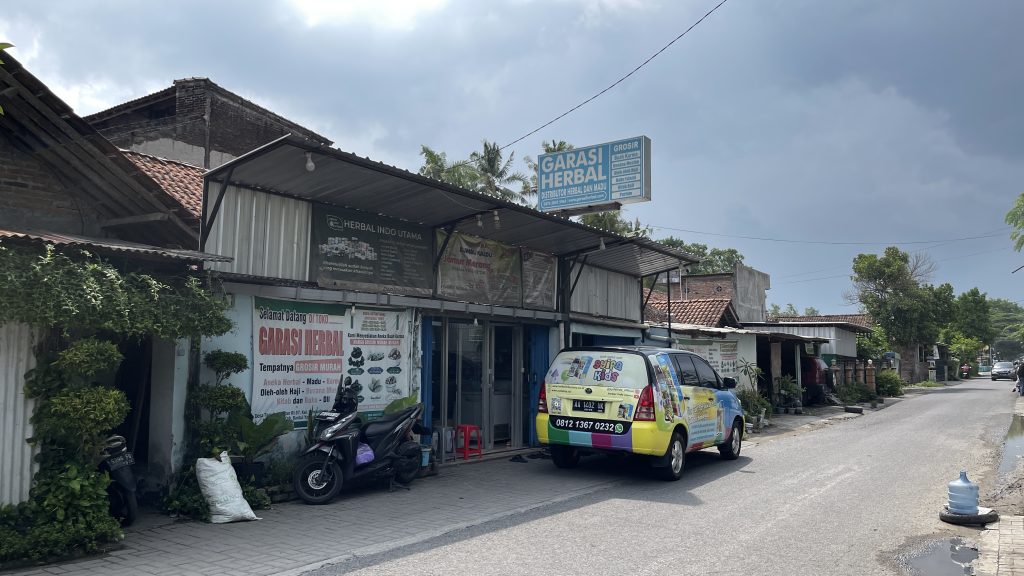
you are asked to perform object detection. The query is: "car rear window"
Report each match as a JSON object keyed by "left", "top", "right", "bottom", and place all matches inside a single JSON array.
[
  {"left": 995, "top": 362, "right": 1014, "bottom": 369},
  {"left": 546, "top": 351, "right": 649, "bottom": 390}
]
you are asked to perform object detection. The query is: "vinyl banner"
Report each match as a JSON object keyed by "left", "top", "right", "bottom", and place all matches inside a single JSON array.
[
  {"left": 310, "top": 205, "right": 433, "bottom": 295},
  {"left": 437, "top": 231, "right": 522, "bottom": 307},
  {"left": 252, "top": 297, "right": 414, "bottom": 427},
  {"left": 522, "top": 250, "right": 557, "bottom": 310},
  {"left": 672, "top": 339, "right": 740, "bottom": 381}
]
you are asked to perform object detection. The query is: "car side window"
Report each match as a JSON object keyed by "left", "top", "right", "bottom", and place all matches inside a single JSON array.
[
  {"left": 692, "top": 356, "right": 720, "bottom": 388},
  {"left": 671, "top": 354, "right": 700, "bottom": 386}
]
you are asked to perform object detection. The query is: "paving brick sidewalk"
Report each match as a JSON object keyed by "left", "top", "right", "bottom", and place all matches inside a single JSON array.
[{"left": 4, "top": 456, "right": 627, "bottom": 576}]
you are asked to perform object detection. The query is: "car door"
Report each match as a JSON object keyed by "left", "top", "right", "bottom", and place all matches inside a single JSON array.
[
  {"left": 691, "top": 355, "right": 723, "bottom": 447},
  {"left": 671, "top": 354, "right": 712, "bottom": 448}
]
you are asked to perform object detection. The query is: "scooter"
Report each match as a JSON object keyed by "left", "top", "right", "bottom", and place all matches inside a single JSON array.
[
  {"left": 293, "top": 379, "right": 423, "bottom": 504},
  {"left": 99, "top": 434, "right": 137, "bottom": 526},
  {"left": 961, "top": 367, "right": 971, "bottom": 380}
]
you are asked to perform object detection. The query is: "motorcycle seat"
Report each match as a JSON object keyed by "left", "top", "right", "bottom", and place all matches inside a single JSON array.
[{"left": 360, "top": 406, "right": 420, "bottom": 446}]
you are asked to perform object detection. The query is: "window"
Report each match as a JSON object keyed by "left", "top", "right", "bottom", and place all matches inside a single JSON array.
[
  {"left": 692, "top": 356, "right": 721, "bottom": 388},
  {"left": 671, "top": 354, "right": 700, "bottom": 386}
]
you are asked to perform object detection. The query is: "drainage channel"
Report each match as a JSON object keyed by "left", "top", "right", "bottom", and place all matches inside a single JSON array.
[
  {"left": 906, "top": 538, "right": 978, "bottom": 576},
  {"left": 998, "top": 413, "right": 1024, "bottom": 476}
]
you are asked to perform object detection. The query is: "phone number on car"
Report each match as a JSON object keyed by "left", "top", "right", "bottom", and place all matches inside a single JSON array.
[{"left": 550, "top": 417, "right": 631, "bottom": 435}]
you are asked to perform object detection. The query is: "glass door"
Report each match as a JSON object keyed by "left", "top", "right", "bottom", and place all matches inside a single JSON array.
[
  {"left": 448, "top": 321, "right": 484, "bottom": 433},
  {"left": 489, "top": 324, "right": 519, "bottom": 449}
]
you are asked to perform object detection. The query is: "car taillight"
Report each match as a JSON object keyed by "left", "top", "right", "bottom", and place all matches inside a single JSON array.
[
  {"left": 537, "top": 384, "right": 548, "bottom": 413},
  {"left": 634, "top": 385, "right": 655, "bottom": 421}
]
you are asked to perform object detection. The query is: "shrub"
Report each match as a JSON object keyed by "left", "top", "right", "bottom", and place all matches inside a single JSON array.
[
  {"left": 875, "top": 370, "right": 903, "bottom": 397},
  {"left": 837, "top": 382, "right": 873, "bottom": 405},
  {"left": 737, "top": 388, "right": 771, "bottom": 421}
]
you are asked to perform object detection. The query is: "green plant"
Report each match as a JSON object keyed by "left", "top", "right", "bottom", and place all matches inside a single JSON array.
[
  {"left": 241, "top": 484, "right": 271, "bottom": 510},
  {"left": 161, "top": 465, "right": 210, "bottom": 522},
  {"left": 837, "top": 382, "right": 873, "bottom": 405},
  {"left": 203, "top": 351, "right": 248, "bottom": 386},
  {"left": 736, "top": 388, "right": 771, "bottom": 421},
  {"left": 191, "top": 351, "right": 249, "bottom": 457},
  {"left": 777, "top": 375, "right": 804, "bottom": 406},
  {"left": 738, "top": 359, "right": 764, "bottom": 392},
  {"left": 265, "top": 457, "right": 297, "bottom": 488},
  {"left": 875, "top": 370, "right": 904, "bottom": 397},
  {"left": 230, "top": 410, "right": 293, "bottom": 464},
  {"left": 911, "top": 380, "right": 946, "bottom": 388}
]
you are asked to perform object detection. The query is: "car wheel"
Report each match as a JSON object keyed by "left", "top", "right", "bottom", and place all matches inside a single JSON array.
[
  {"left": 551, "top": 445, "right": 580, "bottom": 469},
  {"left": 718, "top": 420, "right": 742, "bottom": 460},
  {"left": 657, "top": 432, "right": 686, "bottom": 481},
  {"left": 992, "top": 377, "right": 997, "bottom": 381}
]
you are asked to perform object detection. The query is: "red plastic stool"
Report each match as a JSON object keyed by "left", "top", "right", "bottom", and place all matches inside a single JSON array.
[{"left": 454, "top": 424, "right": 483, "bottom": 460}]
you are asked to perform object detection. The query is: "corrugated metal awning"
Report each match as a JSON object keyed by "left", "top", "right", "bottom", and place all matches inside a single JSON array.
[
  {"left": 204, "top": 135, "right": 697, "bottom": 277},
  {"left": 0, "top": 229, "right": 232, "bottom": 262}
]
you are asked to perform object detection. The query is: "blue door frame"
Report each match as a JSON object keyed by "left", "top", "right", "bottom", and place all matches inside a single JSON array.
[{"left": 525, "top": 325, "right": 550, "bottom": 447}]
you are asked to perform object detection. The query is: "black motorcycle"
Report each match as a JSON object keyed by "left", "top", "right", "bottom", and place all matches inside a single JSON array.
[
  {"left": 293, "top": 380, "right": 423, "bottom": 504},
  {"left": 99, "top": 434, "right": 137, "bottom": 526}
]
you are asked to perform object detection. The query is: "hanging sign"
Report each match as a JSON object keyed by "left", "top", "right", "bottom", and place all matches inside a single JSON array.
[
  {"left": 251, "top": 297, "right": 413, "bottom": 427},
  {"left": 536, "top": 136, "right": 652, "bottom": 213},
  {"left": 437, "top": 231, "right": 522, "bottom": 307},
  {"left": 522, "top": 249, "right": 557, "bottom": 310},
  {"left": 673, "top": 338, "right": 740, "bottom": 381},
  {"left": 310, "top": 205, "right": 433, "bottom": 295}
]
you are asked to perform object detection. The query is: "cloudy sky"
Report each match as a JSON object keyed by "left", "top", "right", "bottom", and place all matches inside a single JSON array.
[{"left": 2, "top": 0, "right": 1021, "bottom": 313}]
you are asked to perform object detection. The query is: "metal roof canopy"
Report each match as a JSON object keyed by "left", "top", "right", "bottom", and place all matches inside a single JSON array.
[{"left": 203, "top": 135, "right": 698, "bottom": 277}]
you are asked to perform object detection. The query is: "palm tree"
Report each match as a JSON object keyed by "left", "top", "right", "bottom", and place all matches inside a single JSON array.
[
  {"left": 470, "top": 140, "right": 529, "bottom": 203},
  {"left": 522, "top": 140, "right": 574, "bottom": 203},
  {"left": 418, "top": 145, "right": 481, "bottom": 190}
]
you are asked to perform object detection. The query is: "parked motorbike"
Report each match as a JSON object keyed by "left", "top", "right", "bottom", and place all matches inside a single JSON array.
[
  {"left": 293, "top": 379, "right": 423, "bottom": 504},
  {"left": 99, "top": 434, "right": 137, "bottom": 526}
]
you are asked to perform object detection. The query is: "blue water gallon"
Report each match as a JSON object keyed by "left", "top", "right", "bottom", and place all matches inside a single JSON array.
[{"left": 947, "top": 470, "right": 979, "bottom": 515}]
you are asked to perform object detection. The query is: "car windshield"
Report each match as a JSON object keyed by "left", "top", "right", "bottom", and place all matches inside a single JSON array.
[{"left": 995, "top": 362, "right": 1013, "bottom": 369}]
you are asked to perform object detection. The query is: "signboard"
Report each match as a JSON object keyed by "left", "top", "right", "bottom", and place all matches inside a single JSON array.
[
  {"left": 673, "top": 339, "right": 740, "bottom": 381},
  {"left": 438, "top": 231, "right": 522, "bottom": 307},
  {"left": 251, "top": 297, "right": 413, "bottom": 427},
  {"left": 310, "top": 205, "right": 433, "bottom": 295},
  {"left": 536, "top": 136, "right": 652, "bottom": 213},
  {"left": 522, "top": 250, "right": 557, "bottom": 310}
]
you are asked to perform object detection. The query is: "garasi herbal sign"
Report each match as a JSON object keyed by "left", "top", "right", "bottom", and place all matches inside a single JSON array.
[
  {"left": 536, "top": 136, "right": 652, "bottom": 213},
  {"left": 251, "top": 297, "right": 414, "bottom": 427}
]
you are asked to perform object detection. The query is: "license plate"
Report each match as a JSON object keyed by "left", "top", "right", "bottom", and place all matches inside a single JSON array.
[
  {"left": 572, "top": 400, "right": 605, "bottom": 413},
  {"left": 107, "top": 453, "right": 134, "bottom": 470}
]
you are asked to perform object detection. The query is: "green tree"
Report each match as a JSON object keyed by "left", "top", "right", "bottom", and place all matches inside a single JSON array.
[
  {"left": 578, "top": 210, "right": 651, "bottom": 237},
  {"left": 851, "top": 247, "right": 929, "bottom": 346},
  {"left": 803, "top": 306, "right": 820, "bottom": 316},
  {"left": 470, "top": 140, "right": 529, "bottom": 203},
  {"left": 953, "top": 287, "right": 995, "bottom": 344},
  {"left": 857, "top": 325, "right": 889, "bottom": 359},
  {"left": 417, "top": 145, "right": 481, "bottom": 190},
  {"left": 948, "top": 331, "right": 984, "bottom": 365},
  {"left": 655, "top": 238, "right": 745, "bottom": 274},
  {"left": 989, "top": 298, "right": 1024, "bottom": 359},
  {"left": 1007, "top": 193, "right": 1024, "bottom": 251},
  {"left": 768, "top": 303, "right": 782, "bottom": 317},
  {"left": 523, "top": 140, "right": 573, "bottom": 202}
]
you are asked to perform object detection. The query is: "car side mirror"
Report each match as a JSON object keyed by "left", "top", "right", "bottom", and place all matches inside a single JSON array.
[{"left": 722, "top": 377, "right": 737, "bottom": 389}]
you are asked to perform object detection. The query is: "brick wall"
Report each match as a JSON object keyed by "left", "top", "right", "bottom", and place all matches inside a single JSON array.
[
  {"left": 0, "top": 132, "right": 103, "bottom": 235},
  {"left": 668, "top": 274, "right": 734, "bottom": 300}
]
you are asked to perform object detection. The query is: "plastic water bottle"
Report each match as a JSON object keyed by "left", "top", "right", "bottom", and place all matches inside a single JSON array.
[{"left": 947, "top": 471, "right": 979, "bottom": 515}]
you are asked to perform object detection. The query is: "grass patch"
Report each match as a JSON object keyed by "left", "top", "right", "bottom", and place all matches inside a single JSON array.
[{"left": 908, "top": 380, "right": 945, "bottom": 388}]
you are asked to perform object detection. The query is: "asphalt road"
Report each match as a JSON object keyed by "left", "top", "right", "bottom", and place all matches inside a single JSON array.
[{"left": 313, "top": 379, "right": 1017, "bottom": 576}]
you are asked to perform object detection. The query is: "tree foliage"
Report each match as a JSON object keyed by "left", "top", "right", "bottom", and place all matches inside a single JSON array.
[
  {"left": 418, "top": 145, "right": 481, "bottom": 190},
  {"left": 578, "top": 210, "right": 651, "bottom": 237},
  {"left": 1006, "top": 192, "right": 1024, "bottom": 251},
  {"left": 804, "top": 306, "right": 820, "bottom": 316},
  {"left": 469, "top": 140, "right": 529, "bottom": 203},
  {"left": 523, "top": 140, "right": 573, "bottom": 201},
  {"left": 953, "top": 287, "right": 995, "bottom": 344},
  {"left": 989, "top": 298, "right": 1024, "bottom": 359},
  {"left": 655, "top": 238, "right": 744, "bottom": 274}
]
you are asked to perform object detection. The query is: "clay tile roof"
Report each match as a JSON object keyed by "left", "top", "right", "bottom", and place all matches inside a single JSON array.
[
  {"left": 767, "top": 314, "right": 874, "bottom": 329},
  {"left": 645, "top": 294, "right": 737, "bottom": 327},
  {"left": 122, "top": 150, "right": 204, "bottom": 219}
]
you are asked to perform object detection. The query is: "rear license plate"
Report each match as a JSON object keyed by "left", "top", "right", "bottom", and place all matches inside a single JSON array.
[
  {"left": 572, "top": 400, "right": 605, "bottom": 413},
  {"left": 107, "top": 452, "right": 134, "bottom": 470}
]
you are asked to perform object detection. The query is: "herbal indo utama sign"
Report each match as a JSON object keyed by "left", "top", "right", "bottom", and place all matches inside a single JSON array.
[
  {"left": 251, "top": 297, "right": 413, "bottom": 427},
  {"left": 536, "top": 136, "right": 652, "bottom": 213}
]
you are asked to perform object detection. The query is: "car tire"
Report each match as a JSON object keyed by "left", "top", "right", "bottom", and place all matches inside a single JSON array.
[
  {"left": 551, "top": 445, "right": 580, "bottom": 469},
  {"left": 718, "top": 420, "right": 742, "bottom": 461},
  {"left": 657, "top": 432, "right": 686, "bottom": 481},
  {"left": 992, "top": 377, "right": 997, "bottom": 381}
]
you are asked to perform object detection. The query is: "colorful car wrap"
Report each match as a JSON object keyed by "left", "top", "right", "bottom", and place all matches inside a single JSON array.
[{"left": 536, "top": 350, "right": 744, "bottom": 457}]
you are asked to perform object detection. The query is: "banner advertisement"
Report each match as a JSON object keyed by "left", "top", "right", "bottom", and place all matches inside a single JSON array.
[
  {"left": 251, "top": 297, "right": 414, "bottom": 427},
  {"left": 310, "top": 205, "right": 433, "bottom": 295},
  {"left": 536, "top": 135, "right": 652, "bottom": 213},
  {"left": 437, "top": 231, "right": 522, "bottom": 307},
  {"left": 673, "top": 339, "right": 740, "bottom": 381},
  {"left": 522, "top": 250, "right": 557, "bottom": 310}
]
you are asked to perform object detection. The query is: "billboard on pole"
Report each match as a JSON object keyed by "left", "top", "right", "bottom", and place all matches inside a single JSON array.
[{"left": 536, "top": 136, "right": 651, "bottom": 213}]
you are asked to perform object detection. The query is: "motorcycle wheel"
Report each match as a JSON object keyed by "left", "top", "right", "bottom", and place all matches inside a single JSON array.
[
  {"left": 393, "top": 441, "right": 422, "bottom": 485},
  {"left": 293, "top": 454, "right": 343, "bottom": 504}
]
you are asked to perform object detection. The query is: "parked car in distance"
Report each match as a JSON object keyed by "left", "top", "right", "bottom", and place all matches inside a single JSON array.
[
  {"left": 991, "top": 361, "right": 1016, "bottom": 381},
  {"left": 536, "top": 346, "right": 744, "bottom": 481}
]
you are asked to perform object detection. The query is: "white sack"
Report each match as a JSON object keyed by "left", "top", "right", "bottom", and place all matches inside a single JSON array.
[{"left": 195, "top": 451, "right": 260, "bottom": 523}]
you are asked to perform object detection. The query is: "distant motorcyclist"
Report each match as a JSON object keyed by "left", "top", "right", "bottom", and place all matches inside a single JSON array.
[
  {"left": 1016, "top": 363, "right": 1024, "bottom": 395},
  {"left": 960, "top": 363, "right": 971, "bottom": 380}
]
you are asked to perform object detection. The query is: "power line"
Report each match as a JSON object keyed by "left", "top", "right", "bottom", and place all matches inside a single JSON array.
[{"left": 649, "top": 224, "right": 1011, "bottom": 246}]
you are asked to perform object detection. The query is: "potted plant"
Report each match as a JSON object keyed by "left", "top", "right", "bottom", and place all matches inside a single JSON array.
[
  {"left": 229, "top": 407, "right": 293, "bottom": 487},
  {"left": 778, "top": 375, "right": 804, "bottom": 414}
]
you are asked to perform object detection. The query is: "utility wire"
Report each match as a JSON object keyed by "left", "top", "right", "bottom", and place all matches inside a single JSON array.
[{"left": 649, "top": 224, "right": 1011, "bottom": 246}]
